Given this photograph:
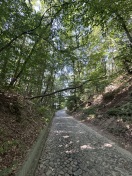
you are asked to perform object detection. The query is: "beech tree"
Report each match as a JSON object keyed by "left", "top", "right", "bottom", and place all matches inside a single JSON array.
[{"left": 0, "top": 0, "right": 131, "bottom": 109}]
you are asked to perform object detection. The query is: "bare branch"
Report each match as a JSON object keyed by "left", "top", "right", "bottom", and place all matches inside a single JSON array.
[
  {"left": 29, "top": 76, "right": 105, "bottom": 100},
  {"left": 29, "top": 84, "right": 84, "bottom": 99}
]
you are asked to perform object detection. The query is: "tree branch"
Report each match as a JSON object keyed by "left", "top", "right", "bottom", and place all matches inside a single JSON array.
[
  {"left": 29, "top": 77, "right": 100, "bottom": 100},
  {"left": 0, "top": 3, "right": 67, "bottom": 53},
  {"left": 29, "top": 85, "right": 83, "bottom": 100},
  {"left": 116, "top": 12, "right": 132, "bottom": 45}
]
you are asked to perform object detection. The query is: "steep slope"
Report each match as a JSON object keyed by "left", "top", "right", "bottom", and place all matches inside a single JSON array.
[
  {"left": 0, "top": 91, "right": 53, "bottom": 176},
  {"left": 72, "top": 74, "right": 132, "bottom": 152}
]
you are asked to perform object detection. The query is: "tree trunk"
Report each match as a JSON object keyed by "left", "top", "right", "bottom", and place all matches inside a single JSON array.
[
  {"left": 116, "top": 13, "right": 132, "bottom": 45},
  {"left": 9, "top": 39, "right": 39, "bottom": 87}
]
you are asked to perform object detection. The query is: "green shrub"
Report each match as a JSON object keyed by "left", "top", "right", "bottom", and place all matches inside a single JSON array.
[
  {"left": 83, "top": 106, "right": 97, "bottom": 115},
  {"left": 37, "top": 106, "right": 54, "bottom": 122},
  {"left": 37, "top": 106, "right": 46, "bottom": 115},
  {"left": 66, "top": 95, "right": 80, "bottom": 111},
  {"left": 107, "top": 108, "right": 121, "bottom": 116},
  {"left": 120, "top": 102, "right": 132, "bottom": 116},
  {"left": 107, "top": 102, "right": 132, "bottom": 121},
  {"left": 0, "top": 140, "right": 20, "bottom": 155}
]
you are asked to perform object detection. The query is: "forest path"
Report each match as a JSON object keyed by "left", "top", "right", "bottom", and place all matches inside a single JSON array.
[{"left": 35, "top": 110, "right": 132, "bottom": 176}]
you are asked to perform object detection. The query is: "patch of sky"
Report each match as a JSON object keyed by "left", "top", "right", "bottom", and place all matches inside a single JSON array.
[{"left": 33, "top": 0, "right": 41, "bottom": 12}]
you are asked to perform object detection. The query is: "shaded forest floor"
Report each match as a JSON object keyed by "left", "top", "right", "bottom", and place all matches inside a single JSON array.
[
  {"left": 72, "top": 74, "right": 132, "bottom": 153},
  {"left": 0, "top": 92, "right": 52, "bottom": 176}
]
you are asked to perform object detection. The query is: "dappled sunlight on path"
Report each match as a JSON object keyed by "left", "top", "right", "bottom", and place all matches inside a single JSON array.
[{"left": 35, "top": 110, "right": 132, "bottom": 176}]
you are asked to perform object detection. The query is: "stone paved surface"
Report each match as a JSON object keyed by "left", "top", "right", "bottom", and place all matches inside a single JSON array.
[{"left": 35, "top": 110, "right": 132, "bottom": 176}]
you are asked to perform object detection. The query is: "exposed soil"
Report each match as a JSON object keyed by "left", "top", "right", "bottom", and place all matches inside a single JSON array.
[
  {"left": 0, "top": 91, "right": 46, "bottom": 176},
  {"left": 72, "top": 74, "right": 132, "bottom": 153},
  {"left": 73, "top": 113, "right": 132, "bottom": 153}
]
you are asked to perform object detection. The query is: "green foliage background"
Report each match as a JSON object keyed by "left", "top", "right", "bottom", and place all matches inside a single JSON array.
[{"left": 0, "top": 0, "right": 131, "bottom": 109}]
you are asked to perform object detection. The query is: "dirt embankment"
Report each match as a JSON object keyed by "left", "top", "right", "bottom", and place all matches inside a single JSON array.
[
  {"left": 72, "top": 75, "right": 132, "bottom": 153},
  {"left": 0, "top": 91, "right": 46, "bottom": 176}
]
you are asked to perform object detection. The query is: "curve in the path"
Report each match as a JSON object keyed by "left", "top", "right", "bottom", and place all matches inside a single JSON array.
[{"left": 35, "top": 110, "right": 132, "bottom": 176}]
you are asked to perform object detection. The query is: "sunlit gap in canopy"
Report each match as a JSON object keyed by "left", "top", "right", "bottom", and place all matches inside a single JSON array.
[
  {"left": 54, "top": 65, "right": 73, "bottom": 97},
  {"left": 26, "top": 0, "right": 43, "bottom": 12}
]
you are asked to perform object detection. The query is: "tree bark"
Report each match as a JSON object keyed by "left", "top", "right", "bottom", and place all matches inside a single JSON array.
[
  {"left": 9, "top": 40, "right": 39, "bottom": 87},
  {"left": 116, "top": 13, "right": 132, "bottom": 45}
]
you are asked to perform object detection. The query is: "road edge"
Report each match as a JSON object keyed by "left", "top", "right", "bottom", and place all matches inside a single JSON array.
[{"left": 16, "top": 115, "right": 54, "bottom": 176}]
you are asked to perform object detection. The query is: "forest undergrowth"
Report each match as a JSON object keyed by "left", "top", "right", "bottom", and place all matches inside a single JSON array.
[{"left": 0, "top": 91, "right": 53, "bottom": 176}]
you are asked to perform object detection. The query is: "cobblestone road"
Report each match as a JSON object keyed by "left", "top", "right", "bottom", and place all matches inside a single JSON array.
[{"left": 35, "top": 110, "right": 132, "bottom": 176}]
